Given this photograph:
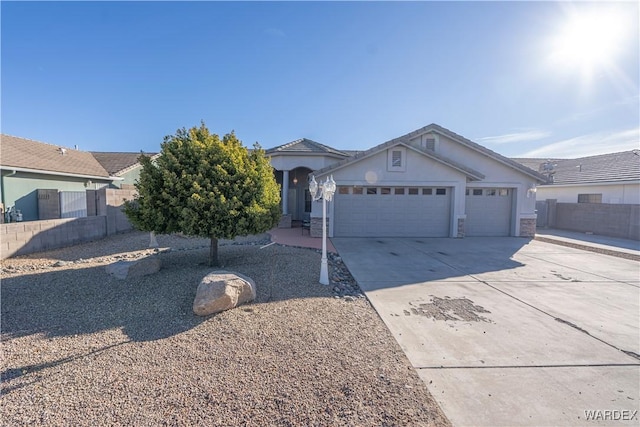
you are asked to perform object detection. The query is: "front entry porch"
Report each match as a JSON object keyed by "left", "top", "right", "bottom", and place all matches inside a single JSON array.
[{"left": 274, "top": 166, "right": 312, "bottom": 227}]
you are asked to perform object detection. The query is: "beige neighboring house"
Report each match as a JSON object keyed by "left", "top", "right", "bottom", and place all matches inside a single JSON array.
[
  {"left": 267, "top": 123, "right": 548, "bottom": 238},
  {"left": 514, "top": 150, "right": 640, "bottom": 205}
]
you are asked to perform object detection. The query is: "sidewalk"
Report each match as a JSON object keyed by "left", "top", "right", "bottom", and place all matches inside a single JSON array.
[
  {"left": 268, "top": 226, "right": 336, "bottom": 253},
  {"left": 535, "top": 228, "right": 640, "bottom": 261}
]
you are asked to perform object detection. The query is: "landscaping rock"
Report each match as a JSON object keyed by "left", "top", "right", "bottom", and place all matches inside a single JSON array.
[
  {"left": 193, "top": 271, "right": 256, "bottom": 316},
  {"left": 105, "top": 256, "right": 161, "bottom": 280}
]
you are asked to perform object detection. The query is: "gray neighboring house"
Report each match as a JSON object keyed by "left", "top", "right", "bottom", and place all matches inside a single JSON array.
[
  {"left": 268, "top": 123, "right": 548, "bottom": 238},
  {"left": 513, "top": 151, "right": 640, "bottom": 240},
  {"left": 513, "top": 150, "right": 640, "bottom": 205}
]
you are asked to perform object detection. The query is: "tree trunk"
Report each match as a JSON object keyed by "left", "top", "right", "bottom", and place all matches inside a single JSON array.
[{"left": 209, "top": 236, "right": 219, "bottom": 267}]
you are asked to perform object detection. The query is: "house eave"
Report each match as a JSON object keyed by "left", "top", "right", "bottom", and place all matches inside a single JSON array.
[
  {"left": 0, "top": 165, "right": 122, "bottom": 181},
  {"left": 539, "top": 179, "right": 640, "bottom": 188},
  {"left": 425, "top": 125, "right": 548, "bottom": 183},
  {"left": 267, "top": 151, "right": 350, "bottom": 160}
]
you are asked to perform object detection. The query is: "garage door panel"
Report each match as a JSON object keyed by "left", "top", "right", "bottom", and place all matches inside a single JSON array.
[
  {"left": 465, "top": 188, "right": 512, "bottom": 237},
  {"left": 334, "top": 187, "right": 451, "bottom": 237}
]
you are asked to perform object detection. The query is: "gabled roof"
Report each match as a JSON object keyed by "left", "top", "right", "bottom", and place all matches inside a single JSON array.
[
  {"left": 421, "top": 124, "right": 548, "bottom": 182},
  {"left": 0, "top": 134, "right": 112, "bottom": 179},
  {"left": 266, "top": 138, "right": 350, "bottom": 157},
  {"left": 512, "top": 150, "right": 640, "bottom": 185},
  {"left": 510, "top": 158, "right": 564, "bottom": 172},
  {"left": 92, "top": 151, "right": 158, "bottom": 176},
  {"left": 313, "top": 123, "right": 549, "bottom": 182}
]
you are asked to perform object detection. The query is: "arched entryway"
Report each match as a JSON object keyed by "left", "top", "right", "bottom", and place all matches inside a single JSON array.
[{"left": 274, "top": 166, "right": 313, "bottom": 222}]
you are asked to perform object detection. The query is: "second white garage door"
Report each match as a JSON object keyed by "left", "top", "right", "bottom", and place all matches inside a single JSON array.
[
  {"left": 465, "top": 188, "right": 513, "bottom": 236},
  {"left": 333, "top": 186, "right": 451, "bottom": 237}
]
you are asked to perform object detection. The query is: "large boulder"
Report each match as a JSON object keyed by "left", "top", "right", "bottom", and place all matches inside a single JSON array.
[
  {"left": 105, "top": 256, "right": 161, "bottom": 280},
  {"left": 193, "top": 271, "right": 256, "bottom": 316}
]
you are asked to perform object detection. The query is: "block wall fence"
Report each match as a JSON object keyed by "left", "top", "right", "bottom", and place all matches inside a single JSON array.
[
  {"left": 1, "top": 188, "right": 137, "bottom": 259},
  {"left": 536, "top": 199, "right": 640, "bottom": 241}
]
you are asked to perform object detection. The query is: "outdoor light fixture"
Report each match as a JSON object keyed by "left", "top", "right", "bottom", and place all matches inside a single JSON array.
[
  {"left": 308, "top": 174, "right": 336, "bottom": 285},
  {"left": 527, "top": 185, "right": 537, "bottom": 198}
]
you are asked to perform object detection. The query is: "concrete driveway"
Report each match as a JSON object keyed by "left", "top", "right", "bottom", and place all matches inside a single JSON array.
[{"left": 331, "top": 237, "right": 640, "bottom": 426}]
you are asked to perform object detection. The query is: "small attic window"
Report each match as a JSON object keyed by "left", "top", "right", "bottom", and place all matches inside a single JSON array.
[
  {"left": 387, "top": 148, "right": 406, "bottom": 172},
  {"left": 392, "top": 150, "right": 402, "bottom": 167},
  {"left": 420, "top": 134, "right": 438, "bottom": 151}
]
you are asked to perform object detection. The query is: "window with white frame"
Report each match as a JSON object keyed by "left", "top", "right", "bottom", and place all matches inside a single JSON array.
[{"left": 387, "top": 148, "right": 406, "bottom": 172}]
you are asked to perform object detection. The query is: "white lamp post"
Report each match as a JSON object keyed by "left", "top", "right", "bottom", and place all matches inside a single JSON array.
[{"left": 308, "top": 174, "right": 336, "bottom": 285}]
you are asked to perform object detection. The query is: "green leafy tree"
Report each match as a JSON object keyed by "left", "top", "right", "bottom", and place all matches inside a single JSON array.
[{"left": 124, "top": 123, "right": 281, "bottom": 266}]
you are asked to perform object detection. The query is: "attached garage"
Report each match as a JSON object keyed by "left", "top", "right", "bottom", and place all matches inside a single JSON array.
[
  {"left": 465, "top": 188, "right": 513, "bottom": 236},
  {"left": 334, "top": 186, "right": 451, "bottom": 237}
]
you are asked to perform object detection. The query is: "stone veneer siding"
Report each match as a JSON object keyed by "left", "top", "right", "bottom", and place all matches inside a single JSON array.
[
  {"left": 519, "top": 218, "right": 536, "bottom": 237},
  {"left": 310, "top": 217, "right": 329, "bottom": 238},
  {"left": 457, "top": 218, "right": 465, "bottom": 238}
]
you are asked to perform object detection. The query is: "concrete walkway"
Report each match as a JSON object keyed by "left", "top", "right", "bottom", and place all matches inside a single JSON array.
[
  {"left": 268, "top": 226, "right": 336, "bottom": 253},
  {"left": 332, "top": 237, "right": 640, "bottom": 426},
  {"left": 535, "top": 229, "right": 640, "bottom": 261}
]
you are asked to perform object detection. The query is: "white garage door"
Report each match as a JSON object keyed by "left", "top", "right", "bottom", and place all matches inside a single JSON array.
[
  {"left": 334, "top": 186, "right": 451, "bottom": 237},
  {"left": 465, "top": 188, "right": 512, "bottom": 236}
]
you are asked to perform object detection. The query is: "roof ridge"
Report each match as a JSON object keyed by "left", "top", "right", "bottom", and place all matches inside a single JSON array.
[
  {"left": 266, "top": 137, "right": 349, "bottom": 156},
  {"left": 1, "top": 133, "right": 78, "bottom": 150},
  {"left": 424, "top": 124, "right": 548, "bottom": 182}
]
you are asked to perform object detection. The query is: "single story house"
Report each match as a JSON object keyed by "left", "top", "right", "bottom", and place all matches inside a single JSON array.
[
  {"left": 267, "top": 123, "right": 548, "bottom": 238},
  {"left": 513, "top": 151, "right": 640, "bottom": 240},
  {"left": 92, "top": 151, "right": 159, "bottom": 189},
  {"left": 0, "top": 134, "right": 118, "bottom": 222},
  {"left": 513, "top": 151, "right": 640, "bottom": 205}
]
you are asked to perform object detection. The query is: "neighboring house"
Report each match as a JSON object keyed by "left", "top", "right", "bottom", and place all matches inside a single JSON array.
[
  {"left": 513, "top": 151, "right": 640, "bottom": 205},
  {"left": 513, "top": 151, "right": 640, "bottom": 240},
  {"left": 0, "top": 134, "right": 118, "bottom": 221},
  {"left": 92, "top": 151, "right": 158, "bottom": 189},
  {"left": 268, "top": 123, "right": 547, "bottom": 238}
]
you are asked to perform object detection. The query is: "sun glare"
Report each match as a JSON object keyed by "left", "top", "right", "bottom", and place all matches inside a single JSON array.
[{"left": 547, "top": 4, "right": 632, "bottom": 82}]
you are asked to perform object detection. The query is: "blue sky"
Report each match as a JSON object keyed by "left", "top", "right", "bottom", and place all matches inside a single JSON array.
[{"left": 2, "top": 1, "right": 638, "bottom": 159}]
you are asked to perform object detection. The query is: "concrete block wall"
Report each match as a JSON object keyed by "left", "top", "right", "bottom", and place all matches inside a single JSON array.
[
  {"left": 104, "top": 188, "right": 137, "bottom": 235},
  {"left": 0, "top": 188, "right": 139, "bottom": 259},
  {"left": 552, "top": 202, "right": 639, "bottom": 241},
  {"left": 1, "top": 216, "right": 107, "bottom": 259}
]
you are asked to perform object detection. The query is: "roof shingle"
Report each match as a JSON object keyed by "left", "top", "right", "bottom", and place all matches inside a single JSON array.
[
  {"left": 91, "top": 152, "right": 157, "bottom": 176},
  {"left": 266, "top": 138, "right": 349, "bottom": 157},
  {"left": 512, "top": 151, "right": 640, "bottom": 184},
  {"left": 0, "top": 134, "right": 111, "bottom": 178}
]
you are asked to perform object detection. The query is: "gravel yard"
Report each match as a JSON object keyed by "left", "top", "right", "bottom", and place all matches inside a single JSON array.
[{"left": 1, "top": 231, "right": 450, "bottom": 426}]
